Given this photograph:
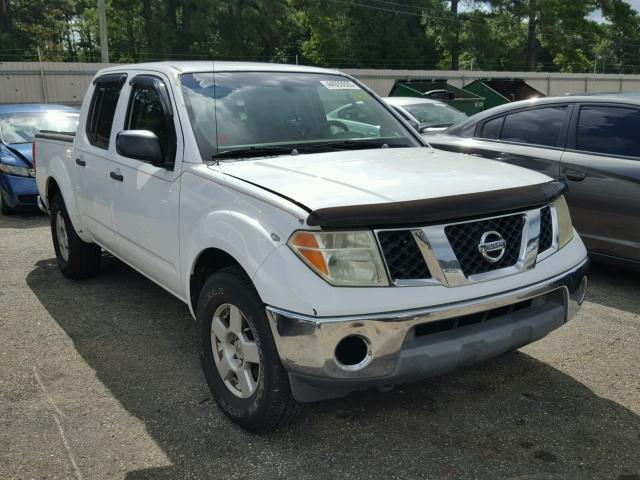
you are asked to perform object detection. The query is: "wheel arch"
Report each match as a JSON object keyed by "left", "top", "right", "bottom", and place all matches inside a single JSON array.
[
  {"left": 45, "top": 176, "right": 61, "bottom": 204},
  {"left": 182, "top": 207, "right": 288, "bottom": 318},
  {"left": 189, "top": 247, "right": 253, "bottom": 317},
  {"left": 43, "top": 153, "right": 93, "bottom": 242}
]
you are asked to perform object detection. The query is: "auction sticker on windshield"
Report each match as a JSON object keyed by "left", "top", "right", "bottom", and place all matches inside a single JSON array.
[{"left": 320, "top": 80, "right": 360, "bottom": 90}]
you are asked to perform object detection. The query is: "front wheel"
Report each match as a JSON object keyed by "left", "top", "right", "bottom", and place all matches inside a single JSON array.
[
  {"left": 50, "top": 193, "right": 101, "bottom": 279},
  {"left": 197, "top": 266, "right": 302, "bottom": 432}
]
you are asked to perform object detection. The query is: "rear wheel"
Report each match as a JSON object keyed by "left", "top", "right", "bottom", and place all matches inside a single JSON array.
[
  {"left": 50, "top": 193, "right": 101, "bottom": 279},
  {"left": 197, "top": 266, "right": 302, "bottom": 432}
]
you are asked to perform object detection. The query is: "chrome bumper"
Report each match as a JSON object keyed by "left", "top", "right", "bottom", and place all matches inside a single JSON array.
[{"left": 266, "top": 258, "right": 589, "bottom": 402}]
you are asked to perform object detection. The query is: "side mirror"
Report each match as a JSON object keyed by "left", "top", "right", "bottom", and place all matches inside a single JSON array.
[{"left": 116, "top": 130, "right": 165, "bottom": 166}]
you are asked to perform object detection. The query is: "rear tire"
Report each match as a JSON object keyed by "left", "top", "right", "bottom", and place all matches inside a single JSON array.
[
  {"left": 197, "top": 265, "right": 303, "bottom": 432},
  {"left": 50, "top": 193, "right": 101, "bottom": 279}
]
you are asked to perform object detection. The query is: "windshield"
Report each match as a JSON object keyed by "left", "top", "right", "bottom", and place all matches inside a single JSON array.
[
  {"left": 0, "top": 111, "right": 79, "bottom": 144},
  {"left": 180, "top": 71, "right": 418, "bottom": 159},
  {"left": 403, "top": 103, "right": 467, "bottom": 127}
]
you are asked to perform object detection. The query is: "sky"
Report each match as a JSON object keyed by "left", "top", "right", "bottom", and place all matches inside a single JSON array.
[
  {"left": 462, "top": 0, "right": 640, "bottom": 22},
  {"left": 588, "top": 0, "right": 639, "bottom": 22}
]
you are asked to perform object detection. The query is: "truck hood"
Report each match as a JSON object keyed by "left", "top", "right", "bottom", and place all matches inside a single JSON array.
[{"left": 215, "top": 147, "right": 552, "bottom": 211}]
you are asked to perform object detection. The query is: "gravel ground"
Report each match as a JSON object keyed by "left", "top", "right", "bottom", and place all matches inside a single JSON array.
[{"left": 1, "top": 212, "right": 639, "bottom": 480}]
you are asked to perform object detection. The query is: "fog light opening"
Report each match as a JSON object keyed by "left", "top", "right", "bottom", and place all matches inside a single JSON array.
[
  {"left": 577, "top": 275, "right": 588, "bottom": 304},
  {"left": 335, "top": 335, "right": 371, "bottom": 370}
]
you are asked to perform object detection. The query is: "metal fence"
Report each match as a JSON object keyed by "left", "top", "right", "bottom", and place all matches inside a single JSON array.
[
  {"left": 2, "top": 61, "right": 640, "bottom": 105},
  {"left": 345, "top": 69, "right": 640, "bottom": 97}
]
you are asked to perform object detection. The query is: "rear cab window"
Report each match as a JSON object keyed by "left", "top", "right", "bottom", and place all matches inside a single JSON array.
[{"left": 86, "top": 73, "right": 127, "bottom": 149}]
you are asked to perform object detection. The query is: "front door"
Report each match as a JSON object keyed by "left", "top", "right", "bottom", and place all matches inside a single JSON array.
[{"left": 110, "top": 73, "right": 184, "bottom": 296}]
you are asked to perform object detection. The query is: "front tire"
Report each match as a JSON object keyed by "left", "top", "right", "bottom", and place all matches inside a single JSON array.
[
  {"left": 197, "top": 266, "right": 302, "bottom": 432},
  {"left": 50, "top": 193, "right": 101, "bottom": 279}
]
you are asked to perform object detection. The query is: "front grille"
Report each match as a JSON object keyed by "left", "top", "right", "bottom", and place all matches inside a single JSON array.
[
  {"left": 17, "top": 194, "right": 37, "bottom": 204},
  {"left": 377, "top": 230, "right": 431, "bottom": 280},
  {"left": 539, "top": 206, "right": 553, "bottom": 252},
  {"left": 445, "top": 214, "right": 525, "bottom": 276}
]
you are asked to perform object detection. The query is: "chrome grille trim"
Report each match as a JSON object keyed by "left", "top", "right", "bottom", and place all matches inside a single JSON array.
[{"left": 375, "top": 204, "right": 558, "bottom": 287}]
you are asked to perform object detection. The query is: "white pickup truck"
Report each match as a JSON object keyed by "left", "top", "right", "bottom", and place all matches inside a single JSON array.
[{"left": 35, "top": 62, "right": 589, "bottom": 432}]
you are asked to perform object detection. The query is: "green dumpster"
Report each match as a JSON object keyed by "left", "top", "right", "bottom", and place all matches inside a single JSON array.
[
  {"left": 388, "top": 79, "right": 485, "bottom": 115},
  {"left": 463, "top": 78, "right": 545, "bottom": 110}
]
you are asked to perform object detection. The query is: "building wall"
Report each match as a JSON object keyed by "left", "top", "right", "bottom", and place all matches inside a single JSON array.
[
  {"left": 343, "top": 69, "right": 640, "bottom": 97},
  {"left": 2, "top": 62, "right": 640, "bottom": 105}
]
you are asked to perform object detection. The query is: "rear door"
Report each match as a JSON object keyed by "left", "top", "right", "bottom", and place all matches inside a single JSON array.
[
  {"left": 430, "top": 104, "right": 572, "bottom": 179},
  {"left": 110, "top": 72, "right": 184, "bottom": 296},
  {"left": 74, "top": 73, "right": 127, "bottom": 253},
  {"left": 472, "top": 104, "right": 571, "bottom": 178},
  {"left": 560, "top": 103, "right": 640, "bottom": 262}
]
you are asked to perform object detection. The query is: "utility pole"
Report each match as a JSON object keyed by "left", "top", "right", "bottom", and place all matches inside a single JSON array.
[
  {"left": 450, "top": 0, "right": 459, "bottom": 71},
  {"left": 526, "top": 0, "right": 537, "bottom": 71},
  {"left": 98, "top": 0, "right": 109, "bottom": 63}
]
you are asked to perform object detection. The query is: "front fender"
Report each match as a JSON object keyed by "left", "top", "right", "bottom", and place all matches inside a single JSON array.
[
  {"left": 179, "top": 167, "right": 309, "bottom": 317},
  {"left": 181, "top": 208, "right": 295, "bottom": 317}
]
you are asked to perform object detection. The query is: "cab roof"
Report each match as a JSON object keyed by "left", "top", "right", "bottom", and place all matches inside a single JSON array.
[{"left": 97, "top": 61, "right": 343, "bottom": 77}]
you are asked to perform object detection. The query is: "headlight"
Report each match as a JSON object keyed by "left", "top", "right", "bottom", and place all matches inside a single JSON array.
[
  {"left": 553, "top": 195, "right": 573, "bottom": 249},
  {"left": 0, "top": 164, "right": 33, "bottom": 177},
  {"left": 288, "top": 230, "right": 389, "bottom": 286}
]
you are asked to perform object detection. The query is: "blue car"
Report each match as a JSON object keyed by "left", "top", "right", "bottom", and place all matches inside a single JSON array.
[{"left": 0, "top": 104, "right": 79, "bottom": 214}]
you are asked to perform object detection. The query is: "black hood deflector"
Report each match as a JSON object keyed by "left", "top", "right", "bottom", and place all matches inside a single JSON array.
[{"left": 306, "top": 179, "right": 567, "bottom": 228}]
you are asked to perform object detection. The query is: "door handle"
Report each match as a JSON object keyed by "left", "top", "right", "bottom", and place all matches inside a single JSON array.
[
  {"left": 109, "top": 171, "right": 124, "bottom": 182},
  {"left": 565, "top": 170, "right": 586, "bottom": 182},
  {"left": 75, "top": 158, "right": 86, "bottom": 167}
]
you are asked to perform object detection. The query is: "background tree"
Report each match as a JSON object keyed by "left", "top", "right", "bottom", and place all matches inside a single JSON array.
[{"left": 0, "top": 0, "right": 639, "bottom": 74}]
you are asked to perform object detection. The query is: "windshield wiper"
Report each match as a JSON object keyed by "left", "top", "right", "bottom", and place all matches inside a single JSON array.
[
  {"left": 297, "top": 139, "right": 408, "bottom": 152},
  {"left": 212, "top": 145, "right": 298, "bottom": 160},
  {"left": 212, "top": 140, "right": 411, "bottom": 161}
]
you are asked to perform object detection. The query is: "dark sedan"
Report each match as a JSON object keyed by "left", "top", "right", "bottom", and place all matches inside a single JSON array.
[{"left": 426, "top": 95, "right": 640, "bottom": 268}]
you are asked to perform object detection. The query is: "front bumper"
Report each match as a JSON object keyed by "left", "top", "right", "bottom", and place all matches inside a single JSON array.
[
  {"left": 0, "top": 173, "right": 39, "bottom": 211},
  {"left": 266, "top": 257, "right": 589, "bottom": 402}
]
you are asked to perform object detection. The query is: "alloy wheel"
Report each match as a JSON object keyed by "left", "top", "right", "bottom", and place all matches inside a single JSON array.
[{"left": 210, "top": 303, "right": 261, "bottom": 398}]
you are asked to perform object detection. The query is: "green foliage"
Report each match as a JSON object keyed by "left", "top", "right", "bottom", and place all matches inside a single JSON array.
[{"left": 0, "top": 0, "right": 639, "bottom": 73}]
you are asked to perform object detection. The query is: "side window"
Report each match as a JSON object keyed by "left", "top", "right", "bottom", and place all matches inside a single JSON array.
[
  {"left": 479, "top": 116, "right": 504, "bottom": 139},
  {"left": 125, "top": 79, "right": 175, "bottom": 163},
  {"left": 500, "top": 106, "right": 568, "bottom": 147},
  {"left": 576, "top": 106, "right": 640, "bottom": 158},
  {"left": 86, "top": 77, "right": 125, "bottom": 149}
]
